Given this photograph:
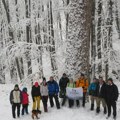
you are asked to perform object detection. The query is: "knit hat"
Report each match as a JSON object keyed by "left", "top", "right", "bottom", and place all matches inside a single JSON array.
[
  {"left": 14, "top": 84, "right": 19, "bottom": 88},
  {"left": 35, "top": 82, "right": 39, "bottom": 87},
  {"left": 108, "top": 78, "right": 113, "bottom": 82},
  {"left": 22, "top": 87, "right": 27, "bottom": 92}
]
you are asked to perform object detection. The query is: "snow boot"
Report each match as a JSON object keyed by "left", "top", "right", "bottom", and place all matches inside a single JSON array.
[
  {"left": 106, "top": 116, "right": 110, "bottom": 119},
  {"left": 113, "top": 116, "right": 116, "bottom": 120},
  {"left": 96, "top": 107, "right": 100, "bottom": 113},
  {"left": 104, "top": 107, "right": 107, "bottom": 114},
  {"left": 90, "top": 104, "right": 94, "bottom": 110}
]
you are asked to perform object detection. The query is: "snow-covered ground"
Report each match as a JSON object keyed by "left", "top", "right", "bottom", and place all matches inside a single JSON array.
[{"left": 0, "top": 84, "right": 120, "bottom": 120}]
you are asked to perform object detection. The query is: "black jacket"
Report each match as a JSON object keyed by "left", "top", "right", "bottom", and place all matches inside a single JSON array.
[
  {"left": 96, "top": 82, "right": 107, "bottom": 99},
  {"left": 105, "top": 84, "right": 119, "bottom": 103},
  {"left": 59, "top": 77, "right": 69, "bottom": 90},
  {"left": 31, "top": 85, "right": 41, "bottom": 98}
]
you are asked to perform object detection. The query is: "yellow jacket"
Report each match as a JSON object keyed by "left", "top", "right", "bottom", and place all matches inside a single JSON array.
[{"left": 76, "top": 77, "right": 89, "bottom": 93}]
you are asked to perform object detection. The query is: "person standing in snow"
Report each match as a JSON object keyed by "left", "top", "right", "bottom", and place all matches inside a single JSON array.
[
  {"left": 67, "top": 78, "right": 76, "bottom": 108},
  {"left": 105, "top": 78, "right": 119, "bottom": 120},
  {"left": 31, "top": 82, "right": 41, "bottom": 113},
  {"left": 75, "top": 73, "right": 89, "bottom": 107},
  {"left": 21, "top": 87, "right": 29, "bottom": 115},
  {"left": 9, "top": 84, "right": 22, "bottom": 118},
  {"left": 40, "top": 77, "right": 48, "bottom": 112},
  {"left": 96, "top": 76, "right": 107, "bottom": 114},
  {"left": 59, "top": 73, "right": 69, "bottom": 106},
  {"left": 47, "top": 76, "right": 60, "bottom": 109},
  {"left": 88, "top": 78, "right": 98, "bottom": 110}
]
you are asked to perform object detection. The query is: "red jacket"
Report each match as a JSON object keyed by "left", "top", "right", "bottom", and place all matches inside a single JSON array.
[{"left": 22, "top": 92, "right": 29, "bottom": 105}]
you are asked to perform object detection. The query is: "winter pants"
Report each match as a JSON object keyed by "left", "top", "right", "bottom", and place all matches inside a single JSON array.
[
  {"left": 75, "top": 92, "right": 86, "bottom": 107},
  {"left": 90, "top": 96, "right": 97, "bottom": 104},
  {"left": 69, "top": 99, "right": 74, "bottom": 108},
  {"left": 12, "top": 103, "right": 21, "bottom": 118},
  {"left": 22, "top": 104, "right": 28, "bottom": 115},
  {"left": 32, "top": 96, "right": 41, "bottom": 110},
  {"left": 96, "top": 97, "right": 106, "bottom": 108},
  {"left": 62, "top": 96, "right": 67, "bottom": 106},
  {"left": 107, "top": 101, "right": 117, "bottom": 117},
  {"left": 82, "top": 92, "right": 86, "bottom": 107},
  {"left": 49, "top": 94, "right": 60, "bottom": 109},
  {"left": 41, "top": 96, "right": 48, "bottom": 112}
]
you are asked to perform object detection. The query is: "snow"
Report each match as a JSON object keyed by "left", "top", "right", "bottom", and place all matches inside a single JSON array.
[{"left": 0, "top": 84, "right": 120, "bottom": 120}]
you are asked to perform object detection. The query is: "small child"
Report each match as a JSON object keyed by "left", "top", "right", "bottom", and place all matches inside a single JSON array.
[{"left": 21, "top": 87, "right": 29, "bottom": 115}]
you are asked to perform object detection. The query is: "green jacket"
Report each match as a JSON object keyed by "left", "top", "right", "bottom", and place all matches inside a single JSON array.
[{"left": 67, "top": 82, "right": 75, "bottom": 88}]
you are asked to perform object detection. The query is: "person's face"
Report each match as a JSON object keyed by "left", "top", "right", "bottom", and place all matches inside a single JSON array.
[
  {"left": 107, "top": 80, "right": 112, "bottom": 85},
  {"left": 43, "top": 80, "right": 46, "bottom": 84},
  {"left": 14, "top": 87, "right": 18, "bottom": 90},
  {"left": 99, "top": 78, "right": 103, "bottom": 84},
  {"left": 50, "top": 77, "right": 53, "bottom": 81},
  {"left": 81, "top": 76, "right": 84, "bottom": 79},
  {"left": 63, "top": 75, "right": 66, "bottom": 78},
  {"left": 93, "top": 79, "right": 97, "bottom": 83}
]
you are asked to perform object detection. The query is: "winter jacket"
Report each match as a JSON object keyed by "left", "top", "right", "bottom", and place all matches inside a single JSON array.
[
  {"left": 88, "top": 82, "right": 97, "bottom": 96},
  {"left": 21, "top": 91, "right": 29, "bottom": 105},
  {"left": 31, "top": 85, "right": 41, "bottom": 99},
  {"left": 76, "top": 78, "right": 89, "bottom": 93},
  {"left": 47, "top": 80, "right": 59, "bottom": 95},
  {"left": 59, "top": 77, "right": 69, "bottom": 90},
  {"left": 40, "top": 82, "right": 48, "bottom": 96},
  {"left": 67, "top": 82, "right": 75, "bottom": 88},
  {"left": 10, "top": 89, "right": 22, "bottom": 104},
  {"left": 105, "top": 84, "right": 119, "bottom": 103},
  {"left": 96, "top": 82, "right": 107, "bottom": 99}
]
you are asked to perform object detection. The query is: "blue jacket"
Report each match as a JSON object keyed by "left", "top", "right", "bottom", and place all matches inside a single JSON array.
[
  {"left": 47, "top": 80, "right": 59, "bottom": 95},
  {"left": 88, "top": 82, "right": 97, "bottom": 96}
]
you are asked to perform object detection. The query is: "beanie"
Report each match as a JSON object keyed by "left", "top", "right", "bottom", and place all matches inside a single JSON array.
[
  {"left": 35, "top": 82, "right": 39, "bottom": 87},
  {"left": 108, "top": 78, "right": 113, "bottom": 82},
  {"left": 14, "top": 84, "right": 19, "bottom": 88}
]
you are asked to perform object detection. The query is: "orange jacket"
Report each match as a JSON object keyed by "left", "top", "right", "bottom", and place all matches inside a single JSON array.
[{"left": 76, "top": 77, "right": 89, "bottom": 93}]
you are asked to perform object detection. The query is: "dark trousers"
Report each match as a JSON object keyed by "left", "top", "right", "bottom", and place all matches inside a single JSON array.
[
  {"left": 69, "top": 99, "right": 74, "bottom": 108},
  {"left": 22, "top": 104, "right": 28, "bottom": 115},
  {"left": 41, "top": 96, "right": 48, "bottom": 112},
  {"left": 82, "top": 92, "right": 86, "bottom": 107},
  {"left": 107, "top": 101, "right": 117, "bottom": 117},
  {"left": 12, "top": 103, "right": 21, "bottom": 118},
  {"left": 62, "top": 96, "right": 67, "bottom": 106},
  {"left": 49, "top": 94, "right": 60, "bottom": 109},
  {"left": 76, "top": 100, "right": 80, "bottom": 107},
  {"left": 76, "top": 92, "right": 86, "bottom": 107}
]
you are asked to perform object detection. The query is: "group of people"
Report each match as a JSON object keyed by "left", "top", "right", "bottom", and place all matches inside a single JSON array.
[
  {"left": 9, "top": 73, "right": 119, "bottom": 120},
  {"left": 88, "top": 77, "right": 119, "bottom": 119}
]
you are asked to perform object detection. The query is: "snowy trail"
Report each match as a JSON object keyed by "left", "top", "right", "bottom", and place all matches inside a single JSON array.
[{"left": 0, "top": 84, "right": 120, "bottom": 120}]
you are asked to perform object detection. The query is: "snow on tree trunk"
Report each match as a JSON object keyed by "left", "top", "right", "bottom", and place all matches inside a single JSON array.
[{"left": 65, "top": 0, "right": 91, "bottom": 80}]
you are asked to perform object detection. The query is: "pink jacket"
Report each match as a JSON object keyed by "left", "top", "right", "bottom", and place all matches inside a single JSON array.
[{"left": 22, "top": 92, "right": 29, "bottom": 105}]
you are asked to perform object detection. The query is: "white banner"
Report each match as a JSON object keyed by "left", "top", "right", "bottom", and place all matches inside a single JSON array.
[{"left": 66, "top": 87, "right": 83, "bottom": 100}]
